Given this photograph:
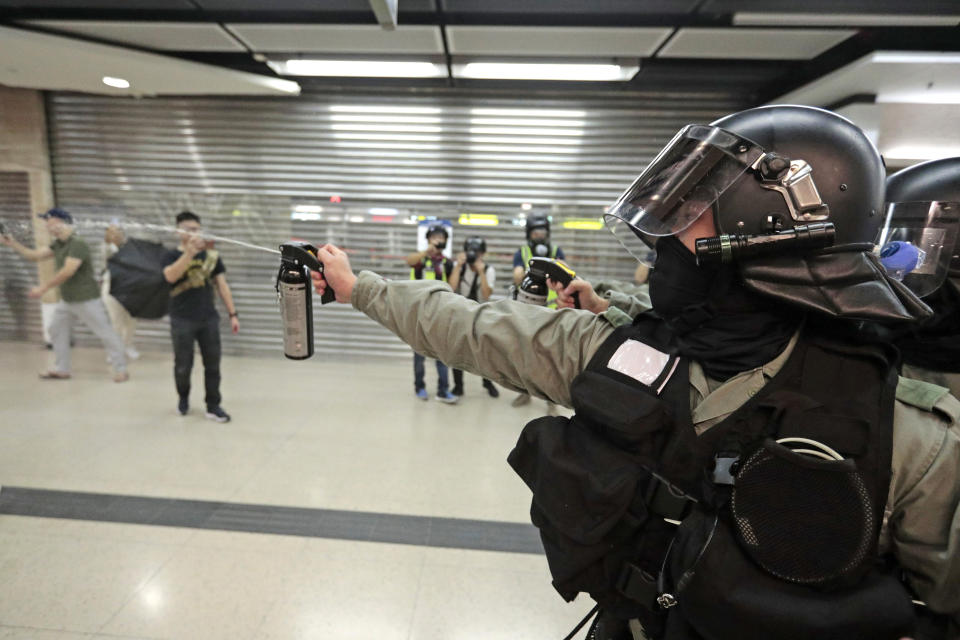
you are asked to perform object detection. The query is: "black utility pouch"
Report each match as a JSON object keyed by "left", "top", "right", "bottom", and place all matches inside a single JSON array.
[
  {"left": 661, "top": 440, "right": 916, "bottom": 640},
  {"left": 508, "top": 414, "right": 655, "bottom": 615},
  {"left": 506, "top": 370, "right": 685, "bottom": 619}
]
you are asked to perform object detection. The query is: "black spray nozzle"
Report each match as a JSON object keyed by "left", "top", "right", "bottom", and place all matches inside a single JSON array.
[
  {"left": 278, "top": 241, "right": 335, "bottom": 304},
  {"left": 695, "top": 222, "right": 836, "bottom": 267},
  {"left": 526, "top": 257, "right": 581, "bottom": 309}
]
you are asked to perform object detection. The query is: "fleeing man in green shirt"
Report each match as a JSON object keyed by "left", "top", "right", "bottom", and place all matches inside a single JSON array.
[{"left": 1, "top": 208, "right": 129, "bottom": 382}]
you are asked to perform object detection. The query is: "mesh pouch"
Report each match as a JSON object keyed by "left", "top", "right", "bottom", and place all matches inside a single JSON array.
[{"left": 731, "top": 439, "right": 874, "bottom": 586}]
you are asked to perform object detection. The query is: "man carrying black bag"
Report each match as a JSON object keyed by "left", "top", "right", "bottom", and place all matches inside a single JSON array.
[{"left": 310, "top": 106, "right": 960, "bottom": 640}]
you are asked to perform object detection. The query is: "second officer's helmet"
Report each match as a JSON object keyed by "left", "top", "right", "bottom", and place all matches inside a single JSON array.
[
  {"left": 605, "top": 105, "right": 886, "bottom": 261},
  {"left": 878, "top": 157, "right": 960, "bottom": 297}
]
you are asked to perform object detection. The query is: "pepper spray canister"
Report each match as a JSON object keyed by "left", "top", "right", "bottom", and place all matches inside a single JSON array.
[
  {"left": 278, "top": 263, "right": 314, "bottom": 359},
  {"left": 276, "top": 242, "right": 335, "bottom": 360}
]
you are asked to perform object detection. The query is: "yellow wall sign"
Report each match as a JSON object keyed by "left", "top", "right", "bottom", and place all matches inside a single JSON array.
[
  {"left": 458, "top": 214, "right": 500, "bottom": 226},
  {"left": 561, "top": 218, "right": 605, "bottom": 230}
]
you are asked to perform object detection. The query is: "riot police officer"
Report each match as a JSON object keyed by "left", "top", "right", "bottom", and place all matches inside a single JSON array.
[
  {"left": 312, "top": 105, "right": 959, "bottom": 639},
  {"left": 511, "top": 214, "right": 568, "bottom": 408},
  {"left": 879, "top": 157, "right": 960, "bottom": 399}
]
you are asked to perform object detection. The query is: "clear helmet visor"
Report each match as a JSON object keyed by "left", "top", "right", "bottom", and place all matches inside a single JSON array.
[
  {"left": 604, "top": 124, "right": 765, "bottom": 265},
  {"left": 876, "top": 201, "right": 960, "bottom": 298}
]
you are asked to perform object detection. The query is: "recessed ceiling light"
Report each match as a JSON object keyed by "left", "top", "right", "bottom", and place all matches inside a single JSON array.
[
  {"left": 102, "top": 76, "right": 130, "bottom": 89},
  {"left": 268, "top": 59, "right": 447, "bottom": 78},
  {"left": 455, "top": 62, "right": 637, "bottom": 82}
]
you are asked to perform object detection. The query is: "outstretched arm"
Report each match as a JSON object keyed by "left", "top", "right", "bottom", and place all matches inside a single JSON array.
[
  {"left": 0, "top": 235, "right": 53, "bottom": 262},
  {"left": 313, "top": 244, "right": 616, "bottom": 407}
]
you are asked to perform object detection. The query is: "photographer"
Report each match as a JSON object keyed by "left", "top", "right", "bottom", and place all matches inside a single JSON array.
[
  {"left": 448, "top": 236, "right": 498, "bottom": 398},
  {"left": 404, "top": 223, "right": 458, "bottom": 404}
]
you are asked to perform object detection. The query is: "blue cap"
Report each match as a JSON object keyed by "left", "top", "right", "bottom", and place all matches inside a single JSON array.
[{"left": 38, "top": 207, "right": 74, "bottom": 224}]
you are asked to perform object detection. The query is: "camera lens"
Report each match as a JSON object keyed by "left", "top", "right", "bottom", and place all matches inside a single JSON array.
[{"left": 466, "top": 250, "right": 477, "bottom": 264}]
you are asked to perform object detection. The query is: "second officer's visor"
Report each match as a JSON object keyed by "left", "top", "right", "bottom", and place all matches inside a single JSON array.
[
  {"left": 604, "top": 125, "right": 764, "bottom": 262},
  {"left": 877, "top": 200, "right": 960, "bottom": 298}
]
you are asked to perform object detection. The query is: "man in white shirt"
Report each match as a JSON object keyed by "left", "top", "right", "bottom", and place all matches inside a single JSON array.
[{"left": 448, "top": 236, "right": 499, "bottom": 398}]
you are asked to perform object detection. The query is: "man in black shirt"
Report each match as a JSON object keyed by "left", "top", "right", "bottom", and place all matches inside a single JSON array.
[{"left": 162, "top": 211, "right": 239, "bottom": 422}]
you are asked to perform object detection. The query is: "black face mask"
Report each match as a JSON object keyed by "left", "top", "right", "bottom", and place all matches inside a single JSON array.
[{"left": 649, "top": 236, "right": 799, "bottom": 381}]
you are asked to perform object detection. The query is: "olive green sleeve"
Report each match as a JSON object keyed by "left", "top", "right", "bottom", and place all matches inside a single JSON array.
[
  {"left": 352, "top": 270, "right": 617, "bottom": 407},
  {"left": 887, "top": 397, "right": 960, "bottom": 625},
  {"left": 593, "top": 279, "right": 652, "bottom": 319}
]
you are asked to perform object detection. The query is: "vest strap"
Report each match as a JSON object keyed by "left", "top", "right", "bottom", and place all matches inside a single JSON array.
[
  {"left": 617, "top": 563, "right": 659, "bottom": 607},
  {"left": 643, "top": 476, "right": 696, "bottom": 523}
]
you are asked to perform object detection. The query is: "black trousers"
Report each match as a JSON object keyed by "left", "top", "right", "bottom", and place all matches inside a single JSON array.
[
  {"left": 171, "top": 317, "right": 222, "bottom": 408},
  {"left": 452, "top": 368, "right": 493, "bottom": 391}
]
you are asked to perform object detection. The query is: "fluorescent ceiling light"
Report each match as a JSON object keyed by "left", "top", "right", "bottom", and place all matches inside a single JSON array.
[
  {"left": 292, "top": 204, "right": 324, "bottom": 214},
  {"left": 456, "top": 62, "right": 636, "bottom": 82},
  {"left": 883, "top": 145, "right": 960, "bottom": 162},
  {"left": 734, "top": 12, "right": 960, "bottom": 27},
  {"left": 871, "top": 52, "right": 960, "bottom": 65},
  {"left": 369, "top": 207, "right": 399, "bottom": 216},
  {"left": 102, "top": 75, "right": 130, "bottom": 88},
  {"left": 269, "top": 59, "right": 446, "bottom": 78}
]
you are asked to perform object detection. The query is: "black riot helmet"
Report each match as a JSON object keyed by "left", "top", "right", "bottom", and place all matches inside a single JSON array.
[
  {"left": 426, "top": 223, "right": 449, "bottom": 241},
  {"left": 463, "top": 236, "right": 486, "bottom": 265},
  {"left": 463, "top": 236, "right": 487, "bottom": 253},
  {"left": 526, "top": 214, "right": 551, "bottom": 257},
  {"left": 426, "top": 222, "right": 449, "bottom": 250},
  {"left": 526, "top": 215, "right": 550, "bottom": 242},
  {"left": 606, "top": 105, "right": 886, "bottom": 265},
  {"left": 606, "top": 105, "right": 930, "bottom": 323},
  {"left": 878, "top": 157, "right": 960, "bottom": 297}
]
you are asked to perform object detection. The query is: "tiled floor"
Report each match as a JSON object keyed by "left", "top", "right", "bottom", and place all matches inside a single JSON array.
[{"left": 0, "top": 342, "right": 591, "bottom": 640}]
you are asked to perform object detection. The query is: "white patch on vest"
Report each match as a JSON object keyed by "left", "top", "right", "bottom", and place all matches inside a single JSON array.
[{"left": 607, "top": 339, "right": 671, "bottom": 387}]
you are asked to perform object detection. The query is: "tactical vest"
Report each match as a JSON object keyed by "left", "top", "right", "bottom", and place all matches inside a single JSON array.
[
  {"left": 508, "top": 313, "right": 916, "bottom": 640},
  {"left": 521, "top": 244, "right": 559, "bottom": 308},
  {"left": 411, "top": 255, "right": 451, "bottom": 282},
  {"left": 170, "top": 249, "right": 220, "bottom": 297}
]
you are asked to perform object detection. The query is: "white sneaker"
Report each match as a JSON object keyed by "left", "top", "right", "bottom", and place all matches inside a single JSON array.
[{"left": 125, "top": 347, "right": 141, "bottom": 360}]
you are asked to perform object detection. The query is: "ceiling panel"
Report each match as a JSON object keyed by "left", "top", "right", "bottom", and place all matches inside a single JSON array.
[
  {"left": 658, "top": 28, "right": 856, "bottom": 60},
  {"left": 23, "top": 20, "right": 246, "bottom": 51},
  {"left": 194, "top": 0, "right": 370, "bottom": 9},
  {"left": 441, "top": 0, "right": 700, "bottom": 15},
  {"left": 0, "top": 25, "right": 299, "bottom": 95},
  {"left": 0, "top": 0, "right": 194, "bottom": 7},
  {"left": 702, "top": 0, "right": 960, "bottom": 14},
  {"left": 447, "top": 26, "right": 672, "bottom": 57},
  {"left": 776, "top": 51, "right": 960, "bottom": 106},
  {"left": 229, "top": 24, "right": 444, "bottom": 54}
]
